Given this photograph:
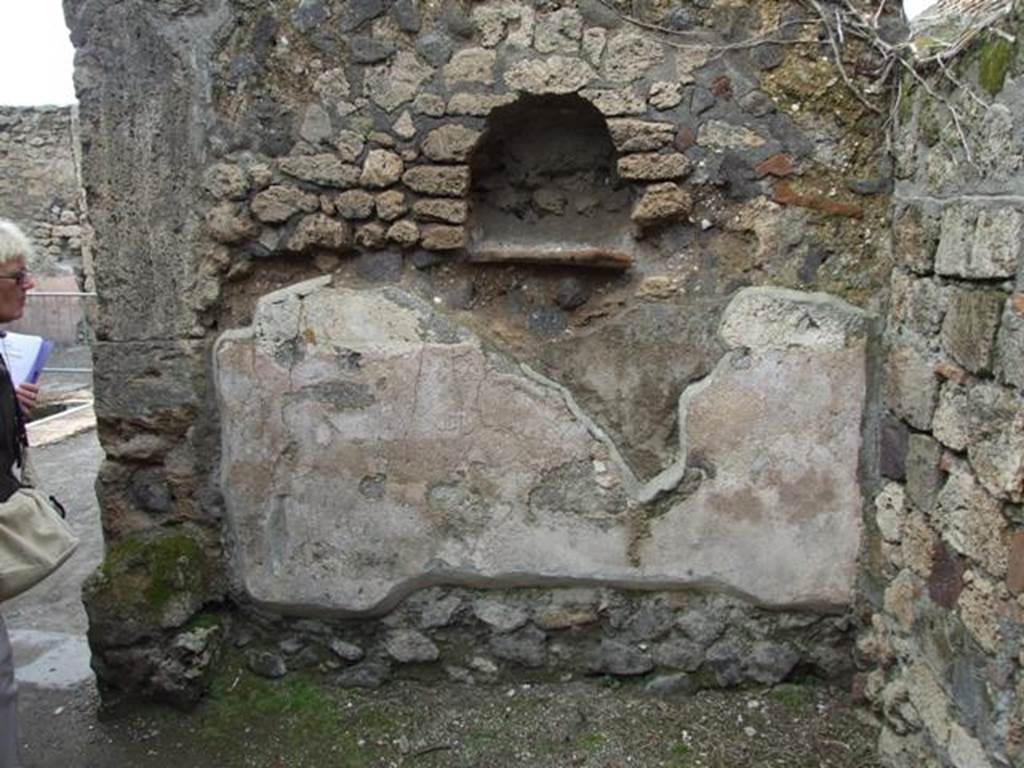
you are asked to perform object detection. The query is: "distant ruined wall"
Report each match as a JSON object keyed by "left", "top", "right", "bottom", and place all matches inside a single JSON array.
[
  {"left": 67, "top": 0, "right": 896, "bottom": 709},
  {"left": 861, "top": 11, "right": 1024, "bottom": 768},
  {"left": 0, "top": 106, "right": 87, "bottom": 280}
]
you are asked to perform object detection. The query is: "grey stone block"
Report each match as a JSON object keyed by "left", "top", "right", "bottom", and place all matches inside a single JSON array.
[
  {"left": 489, "top": 626, "right": 547, "bottom": 668},
  {"left": 937, "top": 205, "right": 1022, "bottom": 279},
  {"left": 940, "top": 288, "right": 1006, "bottom": 374},
  {"left": 905, "top": 434, "right": 943, "bottom": 512},
  {"left": 995, "top": 295, "right": 1024, "bottom": 389},
  {"left": 886, "top": 342, "right": 938, "bottom": 431},
  {"left": 591, "top": 639, "right": 654, "bottom": 676},
  {"left": 94, "top": 341, "right": 207, "bottom": 430}
]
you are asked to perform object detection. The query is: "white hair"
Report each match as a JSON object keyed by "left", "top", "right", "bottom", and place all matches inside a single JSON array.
[{"left": 0, "top": 219, "right": 34, "bottom": 265}]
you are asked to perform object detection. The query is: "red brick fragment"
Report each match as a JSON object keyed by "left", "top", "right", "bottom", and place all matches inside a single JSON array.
[
  {"left": 772, "top": 181, "right": 863, "bottom": 218},
  {"left": 755, "top": 153, "right": 796, "bottom": 178},
  {"left": 1011, "top": 292, "right": 1024, "bottom": 316},
  {"left": 934, "top": 360, "right": 969, "bottom": 385},
  {"left": 928, "top": 541, "right": 965, "bottom": 608},
  {"left": 710, "top": 75, "right": 733, "bottom": 98},
  {"left": 1009, "top": 531, "right": 1024, "bottom": 595},
  {"left": 674, "top": 125, "right": 697, "bottom": 151}
]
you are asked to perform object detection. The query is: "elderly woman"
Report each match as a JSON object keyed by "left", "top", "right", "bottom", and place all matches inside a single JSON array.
[{"left": 0, "top": 219, "right": 39, "bottom": 768}]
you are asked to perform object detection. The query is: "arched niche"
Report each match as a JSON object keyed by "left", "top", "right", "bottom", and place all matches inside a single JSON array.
[{"left": 467, "top": 93, "right": 632, "bottom": 268}]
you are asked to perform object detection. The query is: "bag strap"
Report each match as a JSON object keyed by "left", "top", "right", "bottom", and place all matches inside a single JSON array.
[{"left": 19, "top": 445, "right": 40, "bottom": 489}]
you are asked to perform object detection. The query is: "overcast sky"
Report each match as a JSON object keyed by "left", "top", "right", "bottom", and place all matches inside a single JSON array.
[
  {"left": 0, "top": 0, "right": 938, "bottom": 107},
  {"left": 0, "top": 0, "right": 77, "bottom": 106}
]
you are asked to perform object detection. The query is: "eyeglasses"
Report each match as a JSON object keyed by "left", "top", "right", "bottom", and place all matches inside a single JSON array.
[{"left": 0, "top": 269, "right": 30, "bottom": 288}]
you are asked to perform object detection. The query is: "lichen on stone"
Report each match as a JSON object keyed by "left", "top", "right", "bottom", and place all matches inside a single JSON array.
[{"left": 977, "top": 35, "right": 1014, "bottom": 96}]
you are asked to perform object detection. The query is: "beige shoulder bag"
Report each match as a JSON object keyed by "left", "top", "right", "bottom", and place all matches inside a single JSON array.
[{"left": 0, "top": 450, "right": 79, "bottom": 602}]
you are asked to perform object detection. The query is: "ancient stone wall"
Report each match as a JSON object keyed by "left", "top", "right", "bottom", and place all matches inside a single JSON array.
[
  {"left": 67, "top": 0, "right": 895, "bottom": 707},
  {"left": 0, "top": 106, "right": 87, "bottom": 279},
  {"left": 861, "top": 15, "right": 1024, "bottom": 768}
]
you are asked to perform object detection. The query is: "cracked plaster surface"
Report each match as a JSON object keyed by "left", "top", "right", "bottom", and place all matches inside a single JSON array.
[{"left": 215, "top": 280, "right": 870, "bottom": 614}]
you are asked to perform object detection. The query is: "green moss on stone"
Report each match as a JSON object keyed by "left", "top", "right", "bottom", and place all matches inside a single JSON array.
[
  {"left": 98, "top": 531, "right": 207, "bottom": 617},
  {"left": 978, "top": 36, "right": 1015, "bottom": 96}
]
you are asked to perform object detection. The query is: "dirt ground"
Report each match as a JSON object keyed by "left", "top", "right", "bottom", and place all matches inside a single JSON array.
[
  {"left": 20, "top": 672, "right": 883, "bottom": 768},
  {"left": 9, "top": 427, "right": 883, "bottom": 768}
]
